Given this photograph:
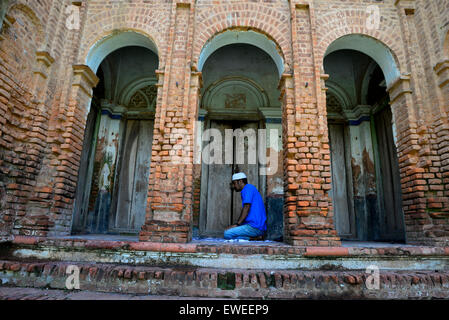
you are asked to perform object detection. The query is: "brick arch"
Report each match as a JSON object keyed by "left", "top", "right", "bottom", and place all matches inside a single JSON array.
[
  {"left": 83, "top": 29, "right": 161, "bottom": 74},
  {"left": 193, "top": 7, "right": 292, "bottom": 69},
  {"left": 79, "top": 8, "right": 169, "bottom": 70},
  {"left": 197, "top": 28, "right": 285, "bottom": 78},
  {"left": 315, "top": 9, "right": 406, "bottom": 81}
]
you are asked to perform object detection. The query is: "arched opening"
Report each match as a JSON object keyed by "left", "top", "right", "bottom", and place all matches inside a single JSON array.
[
  {"left": 196, "top": 31, "right": 284, "bottom": 241},
  {"left": 72, "top": 36, "right": 159, "bottom": 236},
  {"left": 325, "top": 44, "right": 405, "bottom": 242}
]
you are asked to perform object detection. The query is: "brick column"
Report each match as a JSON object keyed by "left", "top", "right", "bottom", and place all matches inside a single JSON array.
[
  {"left": 394, "top": 0, "right": 449, "bottom": 246},
  {"left": 388, "top": 75, "right": 448, "bottom": 245},
  {"left": 139, "top": 1, "right": 197, "bottom": 243},
  {"left": 279, "top": 1, "right": 340, "bottom": 247},
  {"left": 433, "top": 60, "right": 449, "bottom": 237}
]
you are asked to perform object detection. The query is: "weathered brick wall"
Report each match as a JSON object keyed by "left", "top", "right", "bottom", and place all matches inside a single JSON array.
[
  {"left": 0, "top": 0, "right": 448, "bottom": 246},
  {"left": 0, "top": 0, "right": 57, "bottom": 240}
]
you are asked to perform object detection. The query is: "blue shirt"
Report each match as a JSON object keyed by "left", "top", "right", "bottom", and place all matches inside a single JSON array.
[{"left": 241, "top": 184, "right": 267, "bottom": 232}]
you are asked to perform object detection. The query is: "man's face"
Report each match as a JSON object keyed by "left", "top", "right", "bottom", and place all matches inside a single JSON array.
[{"left": 232, "top": 180, "right": 244, "bottom": 192}]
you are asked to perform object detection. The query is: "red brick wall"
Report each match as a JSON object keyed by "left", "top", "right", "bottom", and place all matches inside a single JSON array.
[{"left": 0, "top": 0, "right": 448, "bottom": 246}]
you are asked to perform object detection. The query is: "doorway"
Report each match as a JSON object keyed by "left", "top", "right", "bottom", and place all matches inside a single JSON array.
[
  {"left": 200, "top": 120, "right": 264, "bottom": 237},
  {"left": 72, "top": 45, "right": 158, "bottom": 236},
  {"left": 325, "top": 49, "right": 405, "bottom": 242}
]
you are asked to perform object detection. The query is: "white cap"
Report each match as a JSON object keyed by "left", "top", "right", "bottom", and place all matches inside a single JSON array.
[{"left": 232, "top": 172, "right": 247, "bottom": 181}]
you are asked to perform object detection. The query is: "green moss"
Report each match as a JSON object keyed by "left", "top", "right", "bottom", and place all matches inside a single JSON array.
[{"left": 218, "top": 272, "right": 235, "bottom": 290}]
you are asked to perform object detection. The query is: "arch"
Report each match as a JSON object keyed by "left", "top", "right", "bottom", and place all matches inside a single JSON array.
[
  {"left": 324, "top": 34, "right": 401, "bottom": 87},
  {"left": 198, "top": 29, "right": 285, "bottom": 77},
  {"left": 201, "top": 76, "right": 269, "bottom": 110},
  {"left": 119, "top": 77, "right": 158, "bottom": 106},
  {"left": 86, "top": 30, "right": 159, "bottom": 73}
]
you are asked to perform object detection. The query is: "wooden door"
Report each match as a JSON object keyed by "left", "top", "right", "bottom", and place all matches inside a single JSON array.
[
  {"left": 232, "top": 122, "right": 260, "bottom": 224},
  {"left": 200, "top": 121, "right": 260, "bottom": 237},
  {"left": 374, "top": 107, "right": 405, "bottom": 241},
  {"left": 202, "top": 121, "right": 233, "bottom": 237},
  {"left": 111, "top": 119, "right": 153, "bottom": 233},
  {"left": 329, "top": 123, "right": 356, "bottom": 240},
  {"left": 72, "top": 106, "right": 100, "bottom": 233}
]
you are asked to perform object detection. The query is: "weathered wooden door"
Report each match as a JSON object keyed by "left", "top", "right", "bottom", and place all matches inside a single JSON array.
[
  {"left": 111, "top": 119, "right": 153, "bottom": 233},
  {"left": 374, "top": 107, "right": 405, "bottom": 241},
  {"left": 200, "top": 120, "right": 260, "bottom": 237},
  {"left": 72, "top": 106, "right": 100, "bottom": 233},
  {"left": 203, "top": 121, "right": 233, "bottom": 237},
  {"left": 329, "top": 123, "right": 356, "bottom": 240},
  {"left": 231, "top": 122, "right": 260, "bottom": 225}
]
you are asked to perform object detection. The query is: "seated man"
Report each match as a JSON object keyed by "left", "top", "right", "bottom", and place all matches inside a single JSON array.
[{"left": 224, "top": 173, "right": 267, "bottom": 240}]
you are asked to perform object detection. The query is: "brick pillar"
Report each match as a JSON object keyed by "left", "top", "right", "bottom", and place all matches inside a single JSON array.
[
  {"left": 388, "top": 75, "right": 448, "bottom": 245},
  {"left": 279, "top": 1, "right": 340, "bottom": 247},
  {"left": 16, "top": 51, "right": 56, "bottom": 237},
  {"left": 432, "top": 59, "right": 449, "bottom": 239},
  {"left": 139, "top": 1, "right": 197, "bottom": 243},
  {"left": 394, "top": 0, "right": 449, "bottom": 246}
]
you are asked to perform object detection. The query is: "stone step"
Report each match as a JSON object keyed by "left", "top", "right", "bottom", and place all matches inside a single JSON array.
[
  {"left": 1, "top": 260, "right": 449, "bottom": 299},
  {"left": 6, "top": 236, "right": 449, "bottom": 271}
]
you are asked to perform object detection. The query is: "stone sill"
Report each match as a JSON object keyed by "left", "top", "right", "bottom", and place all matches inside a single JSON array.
[{"left": 9, "top": 235, "right": 449, "bottom": 258}]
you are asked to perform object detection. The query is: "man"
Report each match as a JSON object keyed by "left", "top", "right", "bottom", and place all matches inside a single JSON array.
[{"left": 224, "top": 172, "right": 267, "bottom": 240}]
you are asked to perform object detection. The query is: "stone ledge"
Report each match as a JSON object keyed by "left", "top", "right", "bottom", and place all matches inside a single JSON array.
[
  {"left": 4, "top": 236, "right": 449, "bottom": 271},
  {"left": 1, "top": 260, "right": 449, "bottom": 299},
  {"left": 10, "top": 236, "right": 449, "bottom": 258}
]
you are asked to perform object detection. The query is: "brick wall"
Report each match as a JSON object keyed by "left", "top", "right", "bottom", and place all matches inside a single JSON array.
[{"left": 0, "top": 0, "right": 448, "bottom": 246}]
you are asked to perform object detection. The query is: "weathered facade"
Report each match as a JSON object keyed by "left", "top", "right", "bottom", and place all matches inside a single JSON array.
[{"left": 0, "top": 0, "right": 449, "bottom": 249}]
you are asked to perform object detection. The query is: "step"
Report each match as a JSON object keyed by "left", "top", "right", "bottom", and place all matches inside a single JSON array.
[
  {"left": 4, "top": 236, "right": 449, "bottom": 271},
  {"left": 1, "top": 259, "right": 449, "bottom": 299}
]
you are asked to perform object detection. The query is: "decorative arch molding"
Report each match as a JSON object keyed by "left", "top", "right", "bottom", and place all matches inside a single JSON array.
[
  {"left": 198, "top": 29, "right": 285, "bottom": 78},
  {"left": 326, "top": 81, "right": 353, "bottom": 110},
  {"left": 201, "top": 76, "right": 269, "bottom": 112},
  {"left": 86, "top": 30, "right": 159, "bottom": 73},
  {"left": 119, "top": 77, "right": 158, "bottom": 108},
  {"left": 324, "top": 34, "right": 401, "bottom": 87}
]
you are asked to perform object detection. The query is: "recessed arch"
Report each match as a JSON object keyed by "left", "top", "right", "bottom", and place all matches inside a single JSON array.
[
  {"left": 119, "top": 77, "right": 158, "bottom": 106},
  {"left": 325, "top": 34, "right": 401, "bottom": 87},
  {"left": 326, "top": 81, "right": 353, "bottom": 110},
  {"left": 86, "top": 30, "right": 159, "bottom": 73},
  {"left": 198, "top": 29, "right": 284, "bottom": 78}
]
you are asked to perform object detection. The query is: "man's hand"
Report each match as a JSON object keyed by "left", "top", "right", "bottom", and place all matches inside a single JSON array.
[{"left": 225, "top": 224, "right": 238, "bottom": 231}]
